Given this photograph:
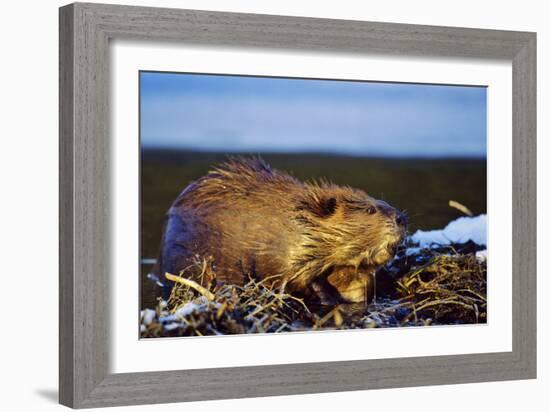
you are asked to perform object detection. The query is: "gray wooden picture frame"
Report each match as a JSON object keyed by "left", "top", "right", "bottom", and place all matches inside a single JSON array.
[{"left": 59, "top": 2, "right": 536, "bottom": 408}]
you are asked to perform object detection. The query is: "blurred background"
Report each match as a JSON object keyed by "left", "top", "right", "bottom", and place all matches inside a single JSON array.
[{"left": 140, "top": 71, "right": 487, "bottom": 307}]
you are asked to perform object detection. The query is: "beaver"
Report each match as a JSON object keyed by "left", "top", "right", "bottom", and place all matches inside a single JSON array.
[{"left": 155, "top": 158, "right": 407, "bottom": 304}]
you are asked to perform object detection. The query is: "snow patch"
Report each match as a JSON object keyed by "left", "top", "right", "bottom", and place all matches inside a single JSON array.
[
  {"left": 164, "top": 322, "right": 181, "bottom": 331},
  {"left": 411, "top": 214, "right": 486, "bottom": 247},
  {"left": 159, "top": 314, "right": 178, "bottom": 323},
  {"left": 175, "top": 302, "right": 201, "bottom": 317},
  {"left": 141, "top": 308, "right": 156, "bottom": 325},
  {"left": 476, "top": 249, "right": 488, "bottom": 262},
  {"left": 405, "top": 247, "right": 422, "bottom": 256}
]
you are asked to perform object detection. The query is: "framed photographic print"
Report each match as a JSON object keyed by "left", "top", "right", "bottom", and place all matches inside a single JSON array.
[{"left": 59, "top": 2, "right": 536, "bottom": 408}]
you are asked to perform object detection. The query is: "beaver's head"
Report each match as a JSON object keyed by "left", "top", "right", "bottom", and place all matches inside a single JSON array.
[{"left": 292, "top": 184, "right": 407, "bottom": 288}]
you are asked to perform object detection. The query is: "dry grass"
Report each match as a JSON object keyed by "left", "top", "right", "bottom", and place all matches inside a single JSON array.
[
  {"left": 395, "top": 254, "right": 487, "bottom": 324},
  {"left": 140, "top": 241, "right": 486, "bottom": 337},
  {"left": 141, "top": 273, "right": 315, "bottom": 337}
]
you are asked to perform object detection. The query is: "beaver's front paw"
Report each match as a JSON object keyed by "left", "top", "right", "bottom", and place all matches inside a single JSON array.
[{"left": 326, "top": 267, "right": 374, "bottom": 303}]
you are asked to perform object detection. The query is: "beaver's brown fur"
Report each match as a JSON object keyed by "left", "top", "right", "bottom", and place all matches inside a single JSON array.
[
  {"left": 325, "top": 267, "right": 375, "bottom": 303},
  {"left": 155, "top": 158, "right": 407, "bottom": 303}
]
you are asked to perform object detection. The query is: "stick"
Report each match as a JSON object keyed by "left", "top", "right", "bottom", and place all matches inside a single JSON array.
[
  {"left": 165, "top": 272, "right": 215, "bottom": 301},
  {"left": 448, "top": 200, "right": 474, "bottom": 216}
]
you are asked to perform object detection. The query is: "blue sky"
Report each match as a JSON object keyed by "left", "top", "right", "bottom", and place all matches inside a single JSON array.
[{"left": 140, "top": 72, "right": 486, "bottom": 158}]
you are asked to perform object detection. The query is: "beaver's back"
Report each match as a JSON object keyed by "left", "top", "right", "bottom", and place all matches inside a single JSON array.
[{"left": 157, "top": 158, "right": 304, "bottom": 288}]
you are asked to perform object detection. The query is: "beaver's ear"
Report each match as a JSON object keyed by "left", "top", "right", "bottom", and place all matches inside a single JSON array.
[{"left": 300, "top": 196, "right": 338, "bottom": 218}]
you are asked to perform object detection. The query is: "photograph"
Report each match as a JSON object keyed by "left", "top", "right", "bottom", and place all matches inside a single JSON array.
[{"left": 139, "top": 71, "right": 488, "bottom": 337}]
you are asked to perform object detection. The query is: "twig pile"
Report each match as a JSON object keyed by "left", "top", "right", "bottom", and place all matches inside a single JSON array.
[
  {"left": 141, "top": 272, "right": 316, "bottom": 337},
  {"left": 141, "top": 243, "right": 487, "bottom": 337},
  {"left": 395, "top": 254, "right": 487, "bottom": 324}
]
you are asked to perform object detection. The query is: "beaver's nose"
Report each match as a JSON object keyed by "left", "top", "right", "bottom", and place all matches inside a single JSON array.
[{"left": 396, "top": 211, "right": 408, "bottom": 227}]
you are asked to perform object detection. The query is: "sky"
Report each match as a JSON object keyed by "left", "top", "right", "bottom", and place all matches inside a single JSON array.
[{"left": 140, "top": 71, "right": 487, "bottom": 158}]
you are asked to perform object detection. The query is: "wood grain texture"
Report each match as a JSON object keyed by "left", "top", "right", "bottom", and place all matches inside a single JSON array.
[
  {"left": 59, "top": 2, "right": 537, "bottom": 408},
  {"left": 512, "top": 35, "right": 537, "bottom": 374},
  {"left": 59, "top": 4, "right": 75, "bottom": 406}
]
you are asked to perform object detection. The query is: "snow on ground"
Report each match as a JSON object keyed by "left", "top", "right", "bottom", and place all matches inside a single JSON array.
[
  {"left": 410, "top": 214, "right": 487, "bottom": 247},
  {"left": 476, "top": 249, "right": 488, "bottom": 262},
  {"left": 140, "top": 308, "right": 156, "bottom": 325}
]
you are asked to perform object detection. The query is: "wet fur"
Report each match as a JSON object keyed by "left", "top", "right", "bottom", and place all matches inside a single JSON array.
[{"left": 156, "top": 158, "right": 406, "bottom": 302}]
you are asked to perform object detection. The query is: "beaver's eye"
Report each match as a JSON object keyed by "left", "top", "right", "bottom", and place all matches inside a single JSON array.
[{"left": 366, "top": 206, "right": 377, "bottom": 215}]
